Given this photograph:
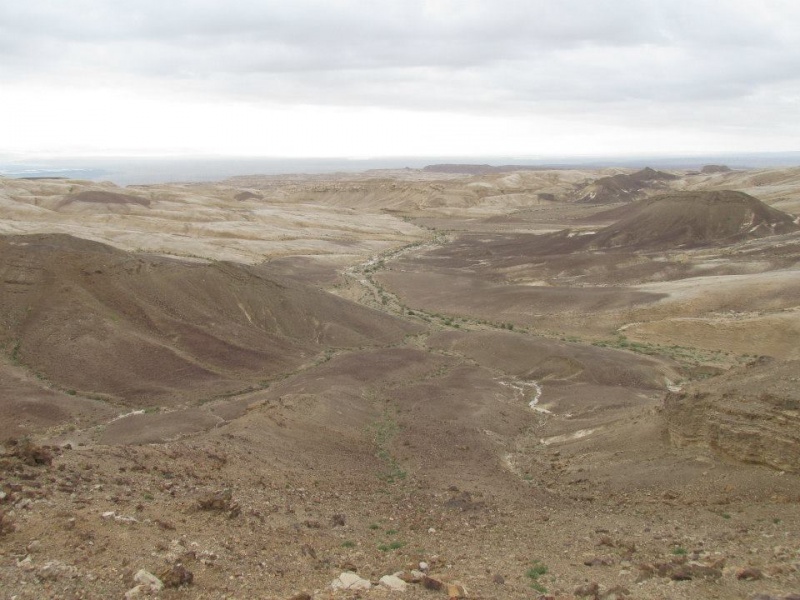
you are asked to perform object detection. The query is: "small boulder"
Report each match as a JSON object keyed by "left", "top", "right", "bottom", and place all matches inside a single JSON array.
[
  {"left": 379, "top": 574, "right": 408, "bottom": 592},
  {"left": 159, "top": 564, "right": 193, "bottom": 588},
  {"left": 133, "top": 569, "right": 163, "bottom": 592},
  {"left": 331, "top": 571, "right": 371, "bottom": 590}
]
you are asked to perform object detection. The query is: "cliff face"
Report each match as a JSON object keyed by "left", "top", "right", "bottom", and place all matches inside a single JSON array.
[{"left": 664, "top": 358, "right": 800, "bottom": 472}]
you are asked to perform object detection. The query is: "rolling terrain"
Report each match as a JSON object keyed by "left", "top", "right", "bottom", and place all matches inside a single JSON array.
[{"left": 1, "top": 164, "right": 800, "bottom": 600}]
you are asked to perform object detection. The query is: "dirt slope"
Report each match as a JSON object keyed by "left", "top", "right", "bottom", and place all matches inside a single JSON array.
[{"left": 0, "top": 233, "right": 418, "bottom": 407}]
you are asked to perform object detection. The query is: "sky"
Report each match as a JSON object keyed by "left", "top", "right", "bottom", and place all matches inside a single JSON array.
[{"left": 2, "top": 0, "right": 799, "bottom": 158}]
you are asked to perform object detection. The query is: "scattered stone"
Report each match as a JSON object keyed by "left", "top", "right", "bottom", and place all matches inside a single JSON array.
[
  {"left": 7, "top": 438, "right": 53, "bottom": 466},
  {"left": 0, "top": 510, "right": 15, "bottom": 536},
  {"left": 422, "top": 575, "right": 445, "bottom": 591},
  {"left": 379, "top": 574, "right": 408, "bottom": 592},
  {"left": 601, "top": 586, "right": 630, "bottom": 600},
  {"left": 419, "top": 561, "right": 430, "bottom": 572},
  {"left": 332, "top": 571, "right": 371, "bottom": 590},
  {"left": 159, "top": 564, "right": 193, "bottom": 588},
  {"left": 37, "top": 560, "right": 80, "bottom": 582},
  {"left": 132, "top": 569, "right": 164, "bottom": 598},
  {"left": 575, "top": 581, "right": 600, "bottom": 597},
  {"left": 636, "top": 560, "right": 722, "bottom": 582},
  {"left": 101, "top": 510, "right": 139, "bottom": 524},
  {"left": 196, "top": 489, "right": 240, "bottom": 517},
  {"left": 446, "top": 582, "right": 467, "bottom": 598},
  {"left": 737, "top": 567, "right": 764, "bottom": 581}
]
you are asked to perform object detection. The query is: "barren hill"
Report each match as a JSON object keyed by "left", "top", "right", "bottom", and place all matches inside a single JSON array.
[
  {"left": 575, "top": 167, "right": 678, "bottom": 204},
  {"left": 0, "top": 234, "right": 417, "bottom": 407},
  {"left": 588, "top": 190, "right": 799, "bottom": 249}
]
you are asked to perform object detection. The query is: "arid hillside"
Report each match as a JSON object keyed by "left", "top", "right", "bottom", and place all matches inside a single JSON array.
[{"left": 1, "top": 165, "right": 800, "bottom": 600}]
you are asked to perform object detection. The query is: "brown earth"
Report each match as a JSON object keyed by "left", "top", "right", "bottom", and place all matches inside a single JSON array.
[{"left": 1, "top": 166, "right": 800, "bottom": 600}]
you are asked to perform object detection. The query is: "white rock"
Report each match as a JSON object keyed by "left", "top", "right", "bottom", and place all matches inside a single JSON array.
[
  {"left": 379, "top": 575, "right": 407, "bottom": 592},
  {"left": 124, "top": 585, "right": 146, "bottom": 599},
  {"left": 419, "top": 561, "right": 429, "bottom": 571},
  {"left": 133, "top": 569, "right": 164, "bottom": 592},
  {"left": 331, "top": 571, "right": 372, "bottom": 590}
]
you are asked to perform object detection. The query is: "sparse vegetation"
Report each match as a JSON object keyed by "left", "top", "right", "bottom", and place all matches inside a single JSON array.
[
  {"left": 367, "top": 410, "right": 407, "bottom": 483},
  {"left": 526, "top": 561, "right": 549, "bottom": 593}
]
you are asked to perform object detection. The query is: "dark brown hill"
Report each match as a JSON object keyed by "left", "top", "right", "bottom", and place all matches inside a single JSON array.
[
  {"left": 0, "top": 234, "right": 417, "bottom": 406},
  {"left": 588, "top": 190, "right": 799, "bottom": 249},
  {"left": 575, "top": 167, "right": 678, "bottom": 204}
]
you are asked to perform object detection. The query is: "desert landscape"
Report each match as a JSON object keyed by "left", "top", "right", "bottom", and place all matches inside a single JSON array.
[{"left": 1, "top": 163, "right": 800, "bottom": 600}]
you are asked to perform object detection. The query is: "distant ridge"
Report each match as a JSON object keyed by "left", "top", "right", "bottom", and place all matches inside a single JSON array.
[{"left": 422, "top": 164, "right": 552, "bottom": 174}]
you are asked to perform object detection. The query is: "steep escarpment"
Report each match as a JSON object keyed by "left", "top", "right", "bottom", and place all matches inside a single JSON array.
[{"left": 664, "top": 358, "right": 800, "bottom": 472}]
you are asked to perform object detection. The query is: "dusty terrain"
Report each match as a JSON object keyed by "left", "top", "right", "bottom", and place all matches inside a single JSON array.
[{"left": 1, "top": 164, "right": 799, "bottom": 600}]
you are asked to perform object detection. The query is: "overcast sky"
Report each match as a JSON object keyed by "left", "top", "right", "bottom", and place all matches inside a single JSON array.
[{"left": 2, "top": 0, "right": 799, "bottom": 158}]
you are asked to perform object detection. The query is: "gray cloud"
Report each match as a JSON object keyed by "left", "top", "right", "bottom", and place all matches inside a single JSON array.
[{"left": 2, "top": 0, "right": 799, "bottom": 140}]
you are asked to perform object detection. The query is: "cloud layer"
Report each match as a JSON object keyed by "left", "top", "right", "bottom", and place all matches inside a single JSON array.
[{"left": 2, "top": 0, "right": 799, "bottom": 155}]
